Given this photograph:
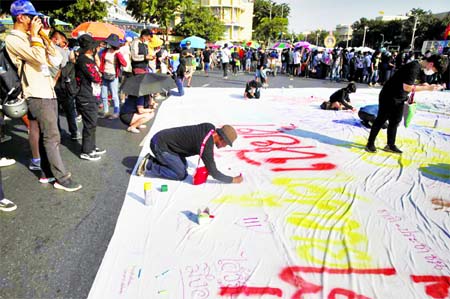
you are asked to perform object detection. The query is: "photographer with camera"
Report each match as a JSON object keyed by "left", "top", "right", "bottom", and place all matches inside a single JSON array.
[{"left": 5, "top": 0, "right": 82, "bottom": 192}]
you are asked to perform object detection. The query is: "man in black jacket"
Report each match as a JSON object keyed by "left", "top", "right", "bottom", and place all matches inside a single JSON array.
[
  {"left": 365, "top": 55, "right": 447, "bottom": 154},
  {"left": 137, "top": 123, "right": 243, "bottom": 184}
]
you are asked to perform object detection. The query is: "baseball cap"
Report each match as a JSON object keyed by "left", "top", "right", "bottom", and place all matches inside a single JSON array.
[
  {"left": 10, "top": 0, "right": 43, "bottom": 17},
  {"left": 78, "top": 34, "right": 99, "bottom": 53},
  {"left": 216, "top": 125, "right": 237, "bottom": 147}
]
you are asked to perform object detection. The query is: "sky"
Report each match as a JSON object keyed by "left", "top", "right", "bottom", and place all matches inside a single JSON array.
[{"left": 273, "top": 0, "right": 450, "bottom": 33}]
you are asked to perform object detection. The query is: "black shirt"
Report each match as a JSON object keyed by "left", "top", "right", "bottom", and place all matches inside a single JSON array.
[
  {"left": 257, "top": 52, "right": 267, "bottom": 69},
  {"left": 154, "top": 123, "right": 233, "bottom": 183},
  {"left": 203, "top": 49, "right": 211, "bottom": 63},
  {"left": 329, "top": 88, "right": 353, "bottom": 109},
  {"left": 75, "top": 54, "right": 102, "bottom": 103},
  {"left": 245, "top": 80, "right": 262, "bottom": 94},
  {"left": 380, "top": 61, "right": 420, "bottom": 104},
  {"left": 181, "top": 48, "right": 195, "bottom": 66}
]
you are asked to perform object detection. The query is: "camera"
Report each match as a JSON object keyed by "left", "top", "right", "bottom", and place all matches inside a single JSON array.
[{"left": 39, "top": 16, "right": 55, "bottom": 29}]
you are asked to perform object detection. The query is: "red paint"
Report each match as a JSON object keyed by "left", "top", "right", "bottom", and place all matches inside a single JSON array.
[
  {"left": 272, "top": 163, "right": 337, "bottom": 172},
  {"left": 219, "top": 286, "right": 283, "bottom": 297},
  {"left": 411, "top": 275, "right": 450, "bottom": 299},
  {"left": 295, "top": 266, "right": 396, "bottom": 275},
  {"left": 279, "top": 267, "right": 323, "bottom": 298},
  {"left": 328, "top": 288, "right": 371, "bottom": 299},
  {"left": 235, "top": 146, "right": 336, "bottom": 171}
]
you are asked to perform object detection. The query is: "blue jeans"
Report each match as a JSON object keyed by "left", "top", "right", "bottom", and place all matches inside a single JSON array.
[
  {"left": 146, "top": 135, "right": 188, "bottom": 180},
  {"left": 171, "top": 78, "right": 184, "bottom": 96},
  {"left": 101, "top": 77, "right": 120, "bottom": 114}
]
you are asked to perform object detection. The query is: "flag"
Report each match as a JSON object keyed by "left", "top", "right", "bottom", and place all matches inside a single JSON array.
[{"left": 444, "top": 24, "right": 450, "bottom": 40}]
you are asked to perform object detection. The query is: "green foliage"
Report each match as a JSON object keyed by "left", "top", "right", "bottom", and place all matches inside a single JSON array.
[
  {"left": 253, "top": 17, "right": 288, "bottom": 45},
  {"left": 253, "top": 0, "right": 290, "bottom": 41},
  {"left": 173, "top": 5, "right": 225, "bottom": 41},
  {"left": 48, "top": 0, "right": 108, "bottom": 27},
  {"left": 349, "top": 8, "right": 449, "bottom": 50}
]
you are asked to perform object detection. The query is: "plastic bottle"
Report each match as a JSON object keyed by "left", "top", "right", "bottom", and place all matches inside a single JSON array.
[{"left": 144, "top": 182, "right": 154, "bottom": 206}]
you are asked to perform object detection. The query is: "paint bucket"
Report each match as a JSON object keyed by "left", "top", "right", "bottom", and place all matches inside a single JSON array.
[
  {"left": 193, "top": 166, "right": 208, "bottom": 185},
  {"left": 144, "top": 182, "right": 153, "bottom": 206}
]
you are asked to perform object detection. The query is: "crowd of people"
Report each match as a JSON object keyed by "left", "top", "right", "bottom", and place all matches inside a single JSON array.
[{"left": 1, "top": 0, "right": 449, "bottom": 213}]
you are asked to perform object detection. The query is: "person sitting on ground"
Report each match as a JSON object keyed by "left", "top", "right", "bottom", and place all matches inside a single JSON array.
[
  {"left": 137, "top": 123, "right": 244, "bottom": 184},
  {"left": 0, "top": 157, "right": 17, "bottom": 212},
  {"left": 244, "top": 79, "right": 262, "bottom": 99},
  {"left": 119, "top": 95, "right": 155, "bottom": 133},
  {"left": 358, "top": 104, "right": 388, "bottom": 129},
  {"left": 321, "top": 83, "right": 357, "bottom": 110}
]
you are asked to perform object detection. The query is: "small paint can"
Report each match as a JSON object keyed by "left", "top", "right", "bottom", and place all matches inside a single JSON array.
[
  {"left": 144, "top": 182, "right": 153, "bottom": 206},
  {"left": 161, "top": 184, "right": 168, "bottom": 192}
]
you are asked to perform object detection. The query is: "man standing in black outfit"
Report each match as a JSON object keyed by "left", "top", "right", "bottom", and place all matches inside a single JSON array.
[
  {"left": 365, "top": 55, "right": 447, "bottom": 154},
  {"left": 137, "top": 123, "right": 243, "bottom": 184}
]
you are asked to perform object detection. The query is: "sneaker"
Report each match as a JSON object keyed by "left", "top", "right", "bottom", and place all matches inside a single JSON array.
[
  {"left": 0, "top": 198, "right": 17, "bottom": 212},
  {"left": 54, "top": 176, "right": 82, "bottom": 192},
  {"left": 29, "top": 159, "right": 41, "bottom": 171},
  {"left": 0, "top": 157, "right": 16, "bottom": 167},
  {"left": 71, "top": 132, "right": 82, "bottom": 140},
  {"left": 383, "top": 145, "right": 402, "bottom": 154},
  {"left": 223, "top": 76, "right": 228, "bottom": 79},
  {"left": 365, "top": 144, "right": 377, "bottom": 153},
  {"left": 39, "top": 177, "right": 56, "bottom": 184},
  {"left": 93, "top": 148, "right": 106, "bottom": 155},
  {"left": 154, "top": 94, "right": 165, "bottom": 100},
  {"left": 127, "top": 127, "right": 140, "bottom": 134},
  {"left": 76, "top": 115, "right": 82, "bottom": 122},
  {"left": 138, "top": 124, "right": 147, "bottom": 129},
  {"left": 80, "top": 152, "right": 101, "bottom": 161},
  {"left": 0, "top": 135, "right": 12, "bottom": 143},
  {"left": 136, "top": 153, "right": 151, "bottom": 176},
  {"left": 107, "top": 113, "right": 119, "bottom": 120}
]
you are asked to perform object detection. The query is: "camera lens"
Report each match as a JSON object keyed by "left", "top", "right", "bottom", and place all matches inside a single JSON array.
[{"left": 39, "top": 16, "right": 55, "bottom": 28}]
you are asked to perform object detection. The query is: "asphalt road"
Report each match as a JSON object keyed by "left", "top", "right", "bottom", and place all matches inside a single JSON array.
[{"left": 0, "top": 69, "right": 376, "bottom": 299}]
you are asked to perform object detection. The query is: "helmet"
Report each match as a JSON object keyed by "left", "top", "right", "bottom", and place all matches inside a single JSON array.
[{"left": 2, "top": 97, "right": 28, "bottom": 118}]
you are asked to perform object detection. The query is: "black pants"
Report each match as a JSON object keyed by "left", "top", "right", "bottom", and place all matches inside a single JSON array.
[
  {"left": 368, "top": 98, "right": 404, "bottom": 146},
  {"left": 222, "top": 62, "right": 229, "bottom": 77},
  {"left": 0, "top": 169, "right": 4, "bottom": 200},
  {"left": 77, "top": 101, "right": 98, "bottom": 154},
  {"left": 57, "top": 97, "right": 78, "bottom": 137}
]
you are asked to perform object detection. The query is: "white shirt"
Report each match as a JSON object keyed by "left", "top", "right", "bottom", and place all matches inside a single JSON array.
[{"left": 220, "top": 48, "right": 231, "bottom": 63}]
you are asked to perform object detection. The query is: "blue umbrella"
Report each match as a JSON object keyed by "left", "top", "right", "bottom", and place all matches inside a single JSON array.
[
  {"left": 125, "top": 30, "right": 139, "bottom": 40},
  {"left": 180, "top": 35, "right": 206, "bottom": 49}
]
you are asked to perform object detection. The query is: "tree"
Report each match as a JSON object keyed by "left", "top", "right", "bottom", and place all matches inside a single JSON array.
[
  {"left": 173, "top": 5, "right": 225, "bottom": 41},
  {"left": 125, "top": 0, "right": 192, "bottom": 42},
  {"left": 49, "top": 0, "right": 108, "bottom": 27},
  {"left": 253, "top": 0, "right": 290, "bottom": 41},
  {"left": 253, "top": 17, "right": 288, "bottom": 46}
]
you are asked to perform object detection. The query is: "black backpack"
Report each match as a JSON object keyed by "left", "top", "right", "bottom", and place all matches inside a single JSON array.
[
  {"left": 55, "top": 61, "right": 78, "bottom": 100},
  {"left": 0, "top": 45, "right": 22, "bottom": 105}
]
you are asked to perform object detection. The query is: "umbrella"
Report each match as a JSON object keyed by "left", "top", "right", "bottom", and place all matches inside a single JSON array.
[
  {"left": 180, "top": 35, "right": 206, "bottom": 49},
  {"left": 294, "top": 41, "right": 311, "bottom": 48},
  {"left": 215, "top": 40, "right": 232, "bottom": 48},
  {"left": 120, "top": 73, "right": 175, "bottom": 97},
  {"left": 149, "top": 35, "right": 163, "bottom": 48},
  {"left": 271, "top": 42, "right": 292, "bottom": 49},
  {"left": 124, "top": 30, "right": 139, "bottom": 40},
  {"left": 72, "top": 22, "right": 124, "bottom": 40},
  {"left": 242, "top": 40, "right": 260, "bottom": 49}
]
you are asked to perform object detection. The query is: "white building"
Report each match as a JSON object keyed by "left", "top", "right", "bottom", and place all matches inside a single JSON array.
[
  {"left": 195, "top": 0, "right": 254, "bottom": 41},
  {"left": 335, "top": 24, "right": 353, "bottom": 41},
  {"left": 375, "top": 15, "right": 408, "bottom": 22}
]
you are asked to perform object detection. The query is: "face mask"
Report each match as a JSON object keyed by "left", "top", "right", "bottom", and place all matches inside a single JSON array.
[{"left": 423, "top": 68, "right": 435, "bottom": 76}]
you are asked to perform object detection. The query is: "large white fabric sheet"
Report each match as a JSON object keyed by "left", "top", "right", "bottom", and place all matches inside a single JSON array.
[{"left": 88, "top": 88, "right": 450, "bottom": 299}]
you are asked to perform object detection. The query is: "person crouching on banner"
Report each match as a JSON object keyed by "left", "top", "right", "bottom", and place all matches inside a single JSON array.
[
  {"left": 244, "top": 79, "right": 262, "bottom": 99},
  {"left": 365, "top": 55, "right": 447, "bottom": 154},
  {"left": 119, "top": 95, "right": 154, "bottom": 133},
  {"left": 136, "top": 123, "right": 243, "bottom": 184}
]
